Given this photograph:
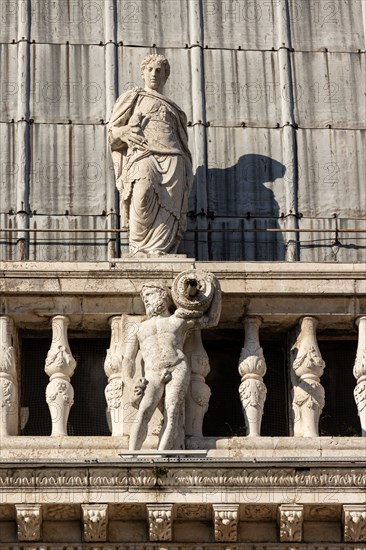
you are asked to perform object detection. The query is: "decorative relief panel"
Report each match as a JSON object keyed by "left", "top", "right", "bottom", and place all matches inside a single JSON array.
[
  {"left": 0, "top": 316, "right": 18, "bottom": 437},
  {"left": 81, "top": 504, "right": 108, "bottom": 542},
  {"left": 353, "top": 317, "right": 366, "bottom": 436},
  {"left": 147, "top": 504, "right": 173, "bottom": 542},
  {"left": 278, "top": 504, "right": 303, "bottom": 542},
  {"left": 213, "top": 504, "right": 239, "bottom": 542},
  {"left": 15, "top": 505, "right": 42, "bottom": 541},
  {"left": 104, "top": 316, "right": 124, "bottom": 436}
]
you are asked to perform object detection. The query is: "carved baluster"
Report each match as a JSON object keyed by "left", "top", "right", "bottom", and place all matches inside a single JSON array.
[
  {"left": 278, "top": 504, "right": 303, "bottom": 542},
  {"left": 0, "top": 316, "right": 18, "bottom": 436},
  {"left": 238, "top": 317, "right": 267, "bottom": 436},
  {"left": 147, "top": 504, "right": 173, "bottom": 542},
  {"left": 185, "top": 328, "right": 211, "bottom": 437},
  {"left": 353, "top": 316, "right": 366, "bottom": 436},
  {"left": 343, "top": 505, "right": 366, "bottom": 542},
  {"left": 212, "top": 504, "right": 239, "bottom": 542},
  {"left": 291, "top": 316, "right": 325, "bottom": 437},
  {"left": 45, "top": 315, "right": 76, "bottom": 436},
  {"left": 104, "top": 316, "right": 124, "bottom": 436},
  {"left": 82, "top": 504, "right": 108, "bottom": 542},
  {"left": 16, "top": 505, "right": 42, "bottom": 541}
]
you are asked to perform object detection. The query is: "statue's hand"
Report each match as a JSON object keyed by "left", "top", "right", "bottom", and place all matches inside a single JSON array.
[
  {"left": 130, "top": 377, "right": 148, "bottom": 409},
  {"left": 109, "top": 125, "right": 147, "bottom": 149}
]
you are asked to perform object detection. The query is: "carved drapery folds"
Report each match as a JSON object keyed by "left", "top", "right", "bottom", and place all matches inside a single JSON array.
[
  {"left": 104, "top": 316, "right": 124, "bottom": 436},
  {"left": 238, "top": 317, "right": 267, "bottom": 436},
  {"left": 278, "top": 504, "right": 303, "bottom": 542},
  {"left": 0, "top": 316, "right": 18, "bottom": 436},
  {"left": 343, "top": 505, "right": 366, "bottom": 542},
  {"left": 16, "top": 505, "right": 42, "bottom": 541},
  {"left": 291, "top": 317, "right": 325, "bottom": 437},
  {"left": 212, "top": 504, "right": 239, "bottom": 542},
  {"left": 44, "top": 315, "right": 76, "bottom": 436},
  {"left": 147, "top": 504, "right": 173, "bottom": 542},
  {"left": 353, "top": 316, "right": 366, "bottom": 436},
  {"left": 184, "top": 328, "right": 211, "bottom": 437},
  {"left": 82, "top": 504, "right": 108, "bottom": 542}
]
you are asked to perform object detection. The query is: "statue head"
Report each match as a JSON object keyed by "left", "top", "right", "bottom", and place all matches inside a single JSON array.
[
  {"left": 140, "top": 54, "right": 170, "bottom": 93},
  {"left": 140, "top": 282, "right": 170, "bottom": 317}
]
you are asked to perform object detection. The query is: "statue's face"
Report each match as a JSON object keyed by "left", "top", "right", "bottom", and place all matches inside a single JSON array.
[
  {"left": 141, "top": 287, "right": 167, "bottom": 317},
  {"left": 142, "top": 60, "right": 167, "bottom": 91}
]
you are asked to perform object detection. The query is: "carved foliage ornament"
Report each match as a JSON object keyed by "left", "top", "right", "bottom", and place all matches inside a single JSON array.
[
  {"left": 16, "top": 505, "right": 42, "bottom": 541},
  {"left": 82, "top": 504, "right": 108, "bottom": 542},
  {"left": 279, "top": 505, "right": 303, "bottom": 542},
  {"left": 213, "top": 505, "right": 239, "bottom": 542},
  {"left": 147, "top": 505, "right": 173, "bottom": 542},
  {"left": 344, "top": 506, "right": 366, "bottom": 542}
]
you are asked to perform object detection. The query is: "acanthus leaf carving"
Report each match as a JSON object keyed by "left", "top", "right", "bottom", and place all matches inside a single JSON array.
[
  {"left": 213, "top": 504, "right": 239, "bottom": 542},
  {"left": 82, "top": 504, "right": 108, "bottom": 542},
  {"left": 147, "top": 505, "right": 173, "bottom": 542},
  {"left": 0, "top": 317, "right": 18, "bottom": 436},
  {"left": 354, "top": 317, "right": 366, "bottom": 436},
  {"left": 278, "top": 505, "right": 303, "bottom": 542},
  {"left": 16, "top": 505, "right": 42, "bottom": 541},
  {"left": 343, "top": 505, "right": 366, "bottom": 542}
]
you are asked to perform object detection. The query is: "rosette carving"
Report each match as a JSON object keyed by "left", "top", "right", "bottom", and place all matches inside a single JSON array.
[
  {"left": 291, "top": 317, "right": 325, "bottom": 437},
  {"left": 238, "top": 317, "right": 267, "bottom": 436}
]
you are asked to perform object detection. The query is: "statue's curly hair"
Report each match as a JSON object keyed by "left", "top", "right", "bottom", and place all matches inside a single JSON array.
[
  {"left": 140, "top": 282, "right": 169, "bottom": 302},
  {"left": 140, "top": 54, "right": 170, "bottom": 80}
]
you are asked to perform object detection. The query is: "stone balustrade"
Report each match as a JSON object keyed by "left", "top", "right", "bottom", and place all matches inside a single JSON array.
[{"left": 1, "top": 313, "right": 365, "bottom": 440}]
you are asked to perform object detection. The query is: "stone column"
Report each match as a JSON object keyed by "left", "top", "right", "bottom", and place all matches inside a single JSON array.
[
  {"left": 212, "top": 504, "right": 239, "bottom": 542},
  {"left": 343, "top": 505, "right": 366, "bottom": 542},
  {"left": 0, "top": 316, "right": 18, "bottom": 436},
  {"left": 104, "top": 316, "right": 124, "bottom": 436},
  {"left": 291, "top": 316, "right": 325, "bottom": 437},
  {"left": 278, "top": 504, "right": 303, "bottom": 542},
  {"left": 353, "top": 316, "right": 366, "bottom": 436},
  {"left": 44, "top": 315, "right": 76, "bottom": 436},
  {"left": 185, "top": 328, "right": 211, "bottom": 437},
  {"left": 82, "top": 504, "right": 108, "bottom": 542},
  {"left": 238, "top": 317, "right": 267, "bottom": 436},
  {"left": 16, "top": 505, "right": 42, "bottom": 541},
  {"left": 147, "top": 504, "right": 173, "bottom": 542}
]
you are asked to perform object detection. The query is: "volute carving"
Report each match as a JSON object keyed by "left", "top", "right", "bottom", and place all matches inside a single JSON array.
[
  {"left": 45, "top": 315, "right": 76, "bottom": 436},
  {"left": 238, "top": 317, "right": 267, "bottom": 436},
  {"left": 291, "top": 317, "right": 325, "bottom": 437}
]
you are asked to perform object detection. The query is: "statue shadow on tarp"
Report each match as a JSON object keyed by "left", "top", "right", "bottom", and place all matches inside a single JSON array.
[{"left": 181, "top": 154, "right": 287, "bottom": 261}]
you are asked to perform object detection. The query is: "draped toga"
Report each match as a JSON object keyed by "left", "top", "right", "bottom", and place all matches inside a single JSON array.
[{"left": 108, "top": 88, "right": 193, "bottom": 256}]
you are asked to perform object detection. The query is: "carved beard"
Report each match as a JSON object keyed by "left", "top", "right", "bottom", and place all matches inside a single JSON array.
[{"left": 146, "top": 299, "right": 166, "bottom": 317}]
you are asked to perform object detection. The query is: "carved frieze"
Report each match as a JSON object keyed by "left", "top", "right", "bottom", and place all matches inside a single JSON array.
[
  {"left": 147, "top": 504, "right": 173, "bottom": 542},
  {"left": 16, "top": 505, "right": 42, "bottom": 541},
  {"left": 278, "top": 504, "right": 303, "bottom": 542},
  {"left": 81, "top": 504, "right": 108, "bottom": 542},
  {"left": 213, "top": 504, "right": 239, "bottom": 542},
  {"left": 343, "top": 505, "right": 366, "bottom": 542}
]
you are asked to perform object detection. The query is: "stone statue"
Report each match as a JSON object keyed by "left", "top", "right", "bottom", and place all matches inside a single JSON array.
[
  {"left": 123, "top": 270, "right": 221, "bottom": 450},
  {"left": 108, "top": 54, "right": 193, "bottom": 257}
]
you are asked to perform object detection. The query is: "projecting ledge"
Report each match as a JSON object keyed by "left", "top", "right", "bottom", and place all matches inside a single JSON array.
[{"left": 1, "top": 436, "right": 366, "bottom": 462}]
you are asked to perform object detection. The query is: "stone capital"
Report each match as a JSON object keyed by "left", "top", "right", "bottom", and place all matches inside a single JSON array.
[{"left": 212, "top": 504, "right": 239, "bottom": 542}]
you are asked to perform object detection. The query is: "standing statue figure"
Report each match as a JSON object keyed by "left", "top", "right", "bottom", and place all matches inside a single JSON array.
[
  {"left": 108, "top": 54, "right": 193, "bottom": 257},
  {"left": 123, "top": 271, "right": 221, "bottom": 450}
]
